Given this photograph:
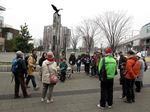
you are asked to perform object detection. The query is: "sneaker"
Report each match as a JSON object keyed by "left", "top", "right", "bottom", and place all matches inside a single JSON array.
[
  {"left": 46, "top": 99, "right": 50, "bottom": 103},
  {"left": 50, "top": 98, "right": 54, "bottom": 103},
  {"left": 24, "top": 95, "right": 31, "bottom": 98},
  {"left": 119, "top": 95, "right": 125, "bottom": 99},
  {"left": 124, "top": 100, "right": 132, "bottom": 103},
  {"left": 34, "top": 86, "right": 39, "bottom": 91},
  {"left": 108, "top": 106, "right": 112, "bottom": 109},
  {"left": 14, "top": 95, "right": 21, "bottom": 99},
  {"left": 41, "top": 98, "right": 45, "bottom": 102},
  {"left": 132, "top": 99, "right": 135, "bottom": 103},
  {"left": 97, "top": 104, "right": 104, "bottom": 109}
]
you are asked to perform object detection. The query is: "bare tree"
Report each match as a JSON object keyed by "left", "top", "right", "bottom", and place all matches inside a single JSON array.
[
  {"left": 95, "top": 11, "right": 131, "bottom": 52},
  {"left": 71, "top": 28, "right": 80, "bottom": 52},
  {"left": 77, "top": 19, "right": 99, "bottom": 54}
]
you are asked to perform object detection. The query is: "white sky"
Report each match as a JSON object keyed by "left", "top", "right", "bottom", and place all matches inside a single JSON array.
[{"left": 1, "top": 0, "right": 150, "bottom": 41}]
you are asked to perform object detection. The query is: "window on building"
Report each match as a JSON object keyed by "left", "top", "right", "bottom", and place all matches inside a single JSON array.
[
  {"left": 146, "top": 25, "right": 150, "bottom": 33},
  {"left": 7, "top": 32, "right": 13, "bottom": 40}
]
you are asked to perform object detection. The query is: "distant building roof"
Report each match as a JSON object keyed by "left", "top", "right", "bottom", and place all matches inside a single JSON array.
[
  {"left": 119, "top": 35, "right": 141, "bottom": 45},
  {"left": 0, "top": 6, "right": 6, "bottom": 11},
  {"left": 142, "top": 22, "right": 150, "bottom": 28}
]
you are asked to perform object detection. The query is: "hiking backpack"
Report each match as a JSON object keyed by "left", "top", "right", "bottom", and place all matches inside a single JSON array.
[
  {"left": 11, "top": 58, "right": 19, "bottom": 74},
  {"left": 132, "top": 60, "right": 141, "bottom": 78}
]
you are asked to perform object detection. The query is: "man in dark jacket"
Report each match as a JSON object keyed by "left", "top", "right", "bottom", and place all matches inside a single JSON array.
[
  {"left": 118, "top": 51, "right": 127, "bottom": 99},
  {"left": 12, "top": 51, "right": 30, "bottom": 98},
  {"left": 69, "top": 52, "right": 76, "bottom": 74}
]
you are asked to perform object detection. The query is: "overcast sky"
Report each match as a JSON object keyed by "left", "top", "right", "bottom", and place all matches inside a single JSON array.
[{"left": 1, "top": 0, "right": 150, "bottom": 40}]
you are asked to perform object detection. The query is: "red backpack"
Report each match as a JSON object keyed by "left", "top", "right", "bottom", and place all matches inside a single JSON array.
[{"left": 132, "top": 60, "right": 141, "bottom": 78}]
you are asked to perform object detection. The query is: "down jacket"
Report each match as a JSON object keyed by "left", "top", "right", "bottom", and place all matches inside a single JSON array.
[
  {"left": 125, "top": 56, "right": 139, "bottom": 79},
  {"left": 42, "top": 60, "right": 57, "bottom": 84}
]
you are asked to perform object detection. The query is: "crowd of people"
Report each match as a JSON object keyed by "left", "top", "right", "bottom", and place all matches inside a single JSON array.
[{"left": 11, "top": 47, "right": 148, "bottom": 109}]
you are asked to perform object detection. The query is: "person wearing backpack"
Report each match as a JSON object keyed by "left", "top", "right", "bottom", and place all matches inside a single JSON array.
[
  {"left": 12, "top": 51, "right": 30, "bottom": 98},
  {"left": 26, "top": 49, "right": 39, "bottom": 90},
  {"left": 135, "top": 52, "right": 145, "bottom": 92},
  {"left": 124, "top": 50, "right": 141, "bottom": 103},
  {"left": 97, "top": 48, "right": 117, "bottom": 109}
]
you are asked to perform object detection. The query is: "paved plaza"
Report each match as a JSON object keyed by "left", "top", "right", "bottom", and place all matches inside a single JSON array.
[{"left": 0, "top": 69, "right": 150, "bottom": 112}]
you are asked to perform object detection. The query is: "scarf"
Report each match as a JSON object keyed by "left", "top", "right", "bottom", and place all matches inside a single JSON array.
[{"left": 47, "top": 58, "right": 55, "bottom": 62}]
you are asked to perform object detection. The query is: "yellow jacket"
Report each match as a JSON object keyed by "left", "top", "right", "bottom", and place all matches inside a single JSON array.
[{"left": 27, "top": 55, "right": 36, "bottom": 75}]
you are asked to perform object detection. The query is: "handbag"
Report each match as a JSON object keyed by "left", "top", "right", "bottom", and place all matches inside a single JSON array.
[
  {"left": 50, "top": 74, "right": 58, "bottom": 84},
  {"left": 47, "top": 64, "right": 58, "bottom": 84}
]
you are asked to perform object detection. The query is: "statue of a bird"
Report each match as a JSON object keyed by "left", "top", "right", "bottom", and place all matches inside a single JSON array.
[{"left": 51, "top": 4, "right": 63, "bottom": 16}]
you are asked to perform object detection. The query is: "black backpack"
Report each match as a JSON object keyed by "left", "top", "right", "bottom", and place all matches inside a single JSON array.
[
  {"left": 98, "top": 58, "right": 107, "bottom": 81},
  {"left": 25, "top": 55, "right": 29, "bottom": 68}
]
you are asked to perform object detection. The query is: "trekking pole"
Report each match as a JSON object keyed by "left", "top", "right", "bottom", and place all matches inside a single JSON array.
[{"left": 11, "top": 73, "right": 14, "bottom": 83}]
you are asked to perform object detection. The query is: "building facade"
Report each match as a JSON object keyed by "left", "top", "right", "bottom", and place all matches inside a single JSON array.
[
  {"left": 118, "top": 22, "right": 150, "bottom": 56},
  {"left": 0, "top": 6, "right": 5, "bottom": 51},
  {"left": 43, "top": 25, "right": 71, "bottom": 51}
]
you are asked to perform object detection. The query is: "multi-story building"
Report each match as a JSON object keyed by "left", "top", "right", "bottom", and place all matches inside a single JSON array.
[
  {"left": 43, "top": 25, "right": 53, "bottom": 51},
  {"left": 43, "top": 25, "right": 71, "bottom": 51},
  {"left": 2, "top": 27, "right": 19, "bottom": 51},
  {"left": 0, "top": 6, "right": 6, "bottom": 51},
  {"left": 118, "top": 22, "right": 150, "bottom": 56},
  {"left": 82, "top": 36, "right": 94, "bottom": 52}
]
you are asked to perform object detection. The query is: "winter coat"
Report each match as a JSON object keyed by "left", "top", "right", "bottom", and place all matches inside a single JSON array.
[
  {"left": 98, "top": 55, "right": 117, "bottom": 79},
  {"left": 125, "top": 56, "right": 139, "bottom": 79},
  {"left": 135, "top": 59, "right": 145, "bottom": 81},
  {"left": 42, "top": 60, "right": 57, "bottom": 84},
  {"left": 69, "top": 55, "right": 76, "bottom": 65},
  {"left": 27, "top": 55, "right": 36, "bottom": 75},
  {"left": 59, "top": 62, "right": 68, "bottom": 73}
]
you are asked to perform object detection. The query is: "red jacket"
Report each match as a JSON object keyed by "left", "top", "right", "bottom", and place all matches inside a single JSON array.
[{"left": 125, "top": 56, "right": 138, "bottom": 79}]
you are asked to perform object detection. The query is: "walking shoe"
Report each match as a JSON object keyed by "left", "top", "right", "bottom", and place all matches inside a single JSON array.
[
  {"left": 50, "top": 98, "right": 54, "bottom": 103},
  {"left": 124, "top": 100, "right": 132, "bottom": 103},
  {"left": 46, "top": 99, "right": 50, "bottom": 103},
  {"left": 24, "top": 95, "right": 31, "bottom": 98},
  {"left": 132, "top": 99, "right": 135, "bottom": 103},
  {"left": 41, "top": 98, "right": 45, "bottom": 102},
  {"left": 97, "top": 104, "right": 104, "bottom": 109},
  {"left": 119, "top": 95, "right": 125, "bottom": 99},
  {"left": 108, "top": 106, "right": 112, "bottom": 109},
  {"left": 34, "top": 86, "right": 39, "bottom": 91},
  {"left": 14, "top": 95, "right": 21, "bottom": 99}
]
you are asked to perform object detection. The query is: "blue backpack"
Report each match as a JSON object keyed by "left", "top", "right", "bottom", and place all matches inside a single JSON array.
[{"left": 11, "top": 58, "right": 19, "bottom": 74}]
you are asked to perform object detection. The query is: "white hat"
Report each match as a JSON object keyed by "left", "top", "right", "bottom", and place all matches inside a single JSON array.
[
  {"left": 136, "top": 52, "right": 142, "bottom": 58},
  {"left": 47, "top": 51, "right": 54, "bottom": 59},
  {"left": 16, "top": 51, "right": 23, "bottom": 56}
]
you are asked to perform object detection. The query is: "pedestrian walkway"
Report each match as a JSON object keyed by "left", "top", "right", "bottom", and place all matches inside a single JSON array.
[{"left": 0, "top": 70, "right": 150, "bottom": 112}]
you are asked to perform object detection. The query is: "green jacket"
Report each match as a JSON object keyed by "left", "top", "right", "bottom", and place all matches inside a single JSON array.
[
  {"left": 59, "top": 62, "right": 68, "bottom": 72},
  {"left": 98, "top": 55, "right": 117, "bottom": 79}
]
